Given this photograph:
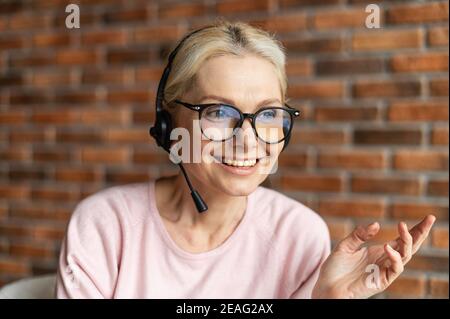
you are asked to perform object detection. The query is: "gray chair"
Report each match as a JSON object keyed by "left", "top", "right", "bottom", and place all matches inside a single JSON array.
[{"left": 0, "top": 274, "right": 56, "bottom": 299}]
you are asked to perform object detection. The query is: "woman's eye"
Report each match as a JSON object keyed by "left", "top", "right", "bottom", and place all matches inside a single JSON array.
[
  {"left": 261, "top": 110, "right": 276, "bottom": 120},
  {"left": 208, "top": 109, "right": 226, "bottom": 118}
]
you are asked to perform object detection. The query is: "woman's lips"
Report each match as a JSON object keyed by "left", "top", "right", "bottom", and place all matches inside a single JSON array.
[{"left": 213, "top": 156, "right": 263, "bottom": 176}]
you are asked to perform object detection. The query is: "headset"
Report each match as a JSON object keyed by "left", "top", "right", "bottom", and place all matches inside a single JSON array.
[{"left": 149, "top": 25, "right": 292, "bottom": 213}]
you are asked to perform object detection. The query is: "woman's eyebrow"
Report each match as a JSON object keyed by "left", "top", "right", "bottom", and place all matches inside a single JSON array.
[{"left": 199, "top": 95, "right": 281, "bottom": 107}]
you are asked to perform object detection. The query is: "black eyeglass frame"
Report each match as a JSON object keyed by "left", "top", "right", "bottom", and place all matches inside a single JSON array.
[{"left": 172, "top": 99, "right": 301, "bottom": 144}]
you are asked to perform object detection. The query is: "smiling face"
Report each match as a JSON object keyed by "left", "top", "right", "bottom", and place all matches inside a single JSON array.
[{"left": 170, "top": 53, "right": 285, "bottom": 196}]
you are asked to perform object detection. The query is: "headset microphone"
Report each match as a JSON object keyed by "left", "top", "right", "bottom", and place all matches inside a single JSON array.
[{"left": 149, "top": 27, "right": 212, "bottom": 213}]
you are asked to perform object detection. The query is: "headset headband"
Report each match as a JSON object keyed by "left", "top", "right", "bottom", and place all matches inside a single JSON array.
[{"left": 155, "top": 26, "right": 214, "bottom": 115}]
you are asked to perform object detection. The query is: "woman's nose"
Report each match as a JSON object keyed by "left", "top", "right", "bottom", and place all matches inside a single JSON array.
[{"left": 234, "top": 118, "right": 257, "bottom": 150}]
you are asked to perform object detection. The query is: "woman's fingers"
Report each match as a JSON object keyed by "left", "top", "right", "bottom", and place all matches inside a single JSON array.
[
  {"left": 387, "top": 214, "right": 436, "bottom": 254},
  {"left": 409, "top": 215, "right": 436, "bottom": 254},
  {"left": 398, "top": 222, "right": 413, "bottom": 264},
  {"left": 335, "top": 222, "right": 380, "bottom": 253},
  {"left": 384, "top": 243, "right": 404, "bottom": 284}
]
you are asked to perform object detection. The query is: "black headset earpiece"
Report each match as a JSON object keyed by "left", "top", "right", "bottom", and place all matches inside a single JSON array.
[
  {"left": 149, "top": 25, "right": 214, "bottom": 213},
  {"left": 150, "top": 26, "right": 213, "bottom": 153}
]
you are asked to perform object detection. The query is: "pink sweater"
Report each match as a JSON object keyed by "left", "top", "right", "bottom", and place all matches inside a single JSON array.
[{"left": 55, "top": 180, "right": 330, "bottom": 298}]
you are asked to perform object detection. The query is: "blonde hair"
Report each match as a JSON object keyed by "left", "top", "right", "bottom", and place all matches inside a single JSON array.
[{"left": 163, "top": 19, "right": 288, "bottom": 108}]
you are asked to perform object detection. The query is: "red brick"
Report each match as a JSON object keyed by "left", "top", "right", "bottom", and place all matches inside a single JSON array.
[
  {"left": 0, "top": 147, "right": 30, "bottom": 161},
  {"left": 0, "top": 110, "right": 28, "bottom": 125},
  {"left": 388, "top": 100, "right": 449, "bottom": 122},
  {"left": 431, "top": 126, "right": 449, "bottom": 145},
  {"left": 0, "top": 72, "right": 23, "bottom": 86},
  {"left": 82, "top": 69, "right": 127, "bottom": 85},
  {"left": 31, "top": 110, "right": 79, "bottom": 124},
  {"left": 55, "top": 130, "right": 102, "bottom": 144},
  {"left": 159, "top": 2, "right": 207, "bottom": 19},
  {"left": 315, "top": 105, "right": 380, "bottom": 122},
  {"left": 393, "top": 150, "right": 448, "bottom": 171},
  {"left": 135, "top": 65, "right": 165, "bottom": 82},
  {"left": 313, "top": 7, "right": 383, "bottom": 30},
  {"left": 9, "top": 52, "right": 54, "bottom": 68},
  {"left": 319, "top": 198, "right": 385, "bottom": 218},
  {"left": 387, "top": 2, "right": 449, "bottom": 24},
  {"left": 0, "top": 36, "right": 23, "bottom": 50},
  {"left": 318, "top": 150, "right": 386, "bottom": 170},
  {"left": 432, "top": 227, "right": 449, "bottom": 249},
  {"left": 105, "top": 169, "right": 150, "bottom": 184},
  {"left": 385, "top": 274, "right": 426, "bottom": 298},
  {"left": 283, "top": 36, "right": 343, "bottom": 54},
  {"left": 81, "top": 147, "right": 129, "bottom": 164},
  {"left": 352, "top": 29, "right": 423, "bottom": 51},
  {"left": 408, "top": 254, "right": 449, "bottom": 272},
  {"left": 428, "top": 179, "right": 449, "bottom": 197},
  {"left": 54, "top": 90, "right": 98, "bottom": 105},
  {"left": 9, "top": 204, "right": 71, "bottom": 222},
  {"left": 324, "top": 218, "right": 353, "bottom": 242},
  {"left": 430, "top": 78, "right": 449, "bottom": 96},
  {"left": 286, "top": 58, "right": 313, "bottom": 77},
  {"left": 33, "top": 148, "right": 73, "bottom": 163},
  {"left": 132, "top": 150, "right": 171, "bottom": 164},
  {"left": 217, "top": 0, "right": 273, "bottom": 14},
  {"left": 55, "top": 167, "right": 103, "bottom": 183},
  {"left": 288, "top": 81, "right": 344, "bottom": 99},
  {"left": 316, "top": 57, "right": 384, "bottom": 75},
  {"left": 8, "top": 167, "right": 48, "bottom": 181},
  {"left": 33, "top": 225, "right": 66, "bottom": 241},
  {"left": 390, "top": 52, "right": 448, "bottom": 72},
  {"left": 103, "top": 128, "right": 149, "bottom": 143},
  {"left": 277, "top": 151, "right": 309, "bottom": 169},
  {"left": 33, "top": 33, "right": 71, "bottom": 48},
  {"left": 428, "top": 26, "right": 449, "bottom": 47},
  {"left": 353, "top": 79, "right": 421, "bottom": 98},
  {"left": 134, "top": 24, "right": 187, "bottom": 43},
  {"left": 56, "top": 49, "right": 98, "bottom": 65},
  {"left": 9, "top": 13, "right": 52, "bottom": 30},
  {"left": 107, "top": 48, "right": 156, "bottom": 65},
  {"left": 31, "top": 186, "right": 80, "bottom": 202},
  {"left": 351, "top": 176, "right": 422, "bottom": 196},
  {"left": 251, "top": 12, "right": 307, "bottom": 33},
  {"left": 281, "top": 174, "right": 343, "bottom": 192},
  {"left": 391, "top": 202, "right": 448, "bottom": 221},
  {"left": 107, "top": 89, "right": 151, "bottom": 104},
  {"left": 81, "top": 30, "right": 127, "bottom": 46},
  {"left": 280, "top": 0, "right": 340, "bottom": 8},
  {"left": 290, "top": 127, "right": 348, "bottom": 145},
  {"left": 80, "top": 109, "right": 130, "bottom": 125},
  {"left": 354, "top": 128, "right": 422, "bottom": 145},
  {"left": 430, "top": 277, "right": 449, "bottom": 298},
  {"left": 31, "top": 70, "right": 72, "bottom": 87},
  {"left": 0, "top": 185, "right": 30, "bottom": 200},
  {"left": 10, "top": 243, "right": 55, "bottom": 259},
  {"left": 103, "top": 8, "right": 148, "bottom": 24},
  {"left": 9, "top": 129, "right": 50, "bottom": 143},
  {"left": 0, "top": 259, "right": 29, "bottom": 276}
]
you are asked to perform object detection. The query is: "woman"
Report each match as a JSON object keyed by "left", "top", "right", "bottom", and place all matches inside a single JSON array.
[{"left": 55, "top": 20, "right": 435, "bottom": 299}]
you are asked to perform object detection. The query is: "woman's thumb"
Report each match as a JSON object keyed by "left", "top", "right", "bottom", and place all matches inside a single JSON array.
[{"left": 335, "top": 222, "right": 380, "bottom": 253}]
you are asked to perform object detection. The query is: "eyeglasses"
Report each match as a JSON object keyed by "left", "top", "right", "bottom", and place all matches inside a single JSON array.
[{"left": 172, "top": 99, "right": 300, "bottom": 144}]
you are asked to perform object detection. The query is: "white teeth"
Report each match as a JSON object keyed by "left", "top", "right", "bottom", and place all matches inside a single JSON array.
[{"left": 223, "top": 158, "right": 257, "bottom": 167}]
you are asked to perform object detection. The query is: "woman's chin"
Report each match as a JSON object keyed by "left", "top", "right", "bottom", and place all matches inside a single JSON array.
[{"left": 214, "top": 176, "right": 263, "bottom": 197}]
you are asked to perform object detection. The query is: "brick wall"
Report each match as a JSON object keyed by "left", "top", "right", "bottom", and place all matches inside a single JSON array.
[{"left": 0, "top": 0, "right": 448, "bottom": 298}]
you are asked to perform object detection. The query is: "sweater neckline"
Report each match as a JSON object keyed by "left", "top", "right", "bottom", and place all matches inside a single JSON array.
[{"left": 148, "top": 179, "right": 254, "bottom": 260}]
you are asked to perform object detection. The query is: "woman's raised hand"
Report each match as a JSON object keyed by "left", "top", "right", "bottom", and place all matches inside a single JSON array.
[{"left": 312, "top": 214, "right": 436, "bottom": 299}]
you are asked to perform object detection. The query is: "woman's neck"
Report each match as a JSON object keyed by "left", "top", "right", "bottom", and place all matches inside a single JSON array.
[{"left": 155, "top": 173, "right": 248, "bottom": 234}]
